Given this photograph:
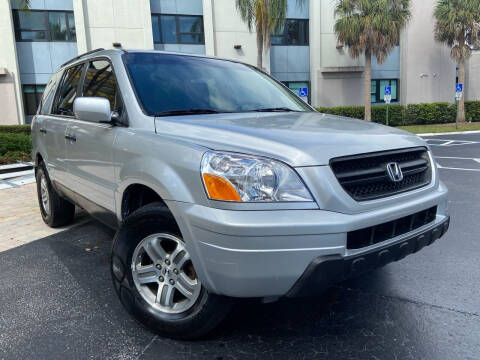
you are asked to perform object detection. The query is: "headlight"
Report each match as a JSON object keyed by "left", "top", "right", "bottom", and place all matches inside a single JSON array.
[{"left": 201, "top": 151, "right": 313, "bottom": 202}]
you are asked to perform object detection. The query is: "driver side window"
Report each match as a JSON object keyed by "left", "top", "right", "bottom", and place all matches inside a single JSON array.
[
  {"left": 52, "top": 64, "right": 84, "bottom": 116},
  {"left": 82, "top": 60, "right": 123, "bottom": 115}
]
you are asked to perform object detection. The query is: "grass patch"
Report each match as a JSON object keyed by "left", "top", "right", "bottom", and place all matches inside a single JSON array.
[{"left": 398, "top": 122, "right": 480, "bottom": 134}]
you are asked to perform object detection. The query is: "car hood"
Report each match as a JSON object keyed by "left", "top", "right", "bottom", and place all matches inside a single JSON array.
[{"left": 154, "top": 112, "right": 427, "bottom": 167}]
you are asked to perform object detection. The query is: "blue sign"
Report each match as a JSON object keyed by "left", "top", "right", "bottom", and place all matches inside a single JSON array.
[
  {"left": 384, "top": 86, "right": 392, "bottom": 95},
  {"left": 456, "top": 83, "right": 463, "bottom": 93},
  {"left": 299, "top": 88, "right": 308, "bottom": 97}
]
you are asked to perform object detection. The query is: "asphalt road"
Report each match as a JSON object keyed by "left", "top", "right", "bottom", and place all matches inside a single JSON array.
[{"left": 1, "top": 133, "right": 479, "bottom": 360}]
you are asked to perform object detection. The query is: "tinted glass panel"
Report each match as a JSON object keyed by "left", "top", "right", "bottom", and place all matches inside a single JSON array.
[
  {"left": 20, "top": 31, "right": 47, "bottom": 40},
  {"left": 160, "top": 15, "right": 177, "bottom": 43},
  {"left": 53, "top": 64, "right": 84, "bottom": 116},
  {"left": 178, "top": 16, "right": 202, "bottom": 33},
  {"left": 82, "top": 60, "right": 123, "bottom": 114},
  {"left": 49, "top": 12, "right": 68, "bottom": 41},
  {"left": 271, "top": 19, "right": 309, "bottom": 46},
  {"left": 67, "top": 13, "right": 76, "bottom": 39},
  {"left": 40, "top": 74, "right": 60, "bottom": 115},
  {"left": 17, "top": 11, "right": 46, "bottom": 30},
  {"left": 23, "top": 84, "right": 45, "bottom": 116},
  {"left": 124, "top": 53, "right": 310, "bottom": 115},
  {"left": 180, "top": 34, "right": 202, "bottom": 43},
  {"left": 151, "top": 16, "right": 160, "bottom": 43}
]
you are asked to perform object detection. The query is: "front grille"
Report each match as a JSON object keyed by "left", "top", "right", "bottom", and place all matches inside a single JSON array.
[
  {"left": 347, "top": 206, "right": 437, "bottom": 249},
  {"left": 330, "top": 147, "right": 432, "bottom": 201}
]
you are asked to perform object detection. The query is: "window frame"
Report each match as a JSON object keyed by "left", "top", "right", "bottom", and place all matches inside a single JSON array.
[
  {"left": 13, "top": 9, "right": 76, "bottom": 42},
  {"left": 50, "top": 56, "right": 128, "bottom": 125},
  {"left": 271, "top": 18, "right": 309, "bottom": 46},
  {"left": 22, "top": 84, "right": 46, "bottom": 116},
  {"left": 371, "top": 79, "right": 399, "bottom": 104},
  {"left": 151, "top": 13, "right": 205, "bottom": 45}
]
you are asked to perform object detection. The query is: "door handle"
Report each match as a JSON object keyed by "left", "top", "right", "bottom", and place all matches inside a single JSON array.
[
  {"left": 39, "top": 128, "right": 47, "bottom": 134},
  {"left": 65, "top": 134, "right": 76, "bottom": 142}
]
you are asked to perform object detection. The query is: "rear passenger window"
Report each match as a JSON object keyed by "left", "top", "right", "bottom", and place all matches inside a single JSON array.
[
  {"left": 40, "top": 73, "right": 60, "bottom": 115},
  {"left": 53, "top": 64, "right": 84, "bottom": 116},
  {"left": 82, "top": 60, "right": 123, "bottom": 114}
]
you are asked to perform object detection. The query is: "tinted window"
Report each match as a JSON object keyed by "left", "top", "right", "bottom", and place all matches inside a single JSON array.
[
  {"left": 53, "top": 64, "right": 84, "bottom": 116},
  {"left": 123, "top": 53, "right": 310, "bottom": 116},
  {"left": 82, "top": 60, "right": 123, "bottom": 114},
  {"left": 13, "top": 10, "right": 76, "bottom": 42},
  {"left": 40, "top": 73, "right": 61, "bottom": 115},
  {"left": 151, "top": 14, "right": 204, "bottom": 44},
  {"left": 271, "top": 19, "right": 309, "bottom": 46},
  {"left": 23, "top": 84, "right": 45, "bottom": 116}
]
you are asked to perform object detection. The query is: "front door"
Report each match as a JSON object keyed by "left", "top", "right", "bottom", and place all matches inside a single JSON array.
[
  {"left": 64, "top": 59, "right": 125, "bottom": 216},
  {"left": 46, "top": 64, "right": 85, "bottom": 185}
]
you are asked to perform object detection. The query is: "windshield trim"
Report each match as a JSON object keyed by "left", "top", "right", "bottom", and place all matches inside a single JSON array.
[{"left": 121, "top": 52, "right": 314, "bottom": 118}]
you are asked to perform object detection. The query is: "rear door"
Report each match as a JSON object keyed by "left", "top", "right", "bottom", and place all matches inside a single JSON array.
[
  {"left": 44, "top": 64, "right": 85, "bottom": 185},
  {"left": 64, "top": 59, "right": 125, "bottom": 216}
]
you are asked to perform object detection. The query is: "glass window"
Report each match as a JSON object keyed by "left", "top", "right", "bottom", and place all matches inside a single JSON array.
[
  {"left": 160, "top": 15, "right": 177, "bottom": 44},
  {"left": 23, "top": 85, "right": 45, "bottom": 116},
  {"left": 272, "top": 19, "right": 309, "bottom": 46},
  {"left": 49, "top": 12, "right": 68, "bottom": 41},
  {"left": 371, "top": 79, "right": 398, "bottom": 103},
  {"left": 82, "top": 60, "right": 123, "bottom": 115},
  {"left": 40, "top": 73, "right": 60, "bottom": 115},
  {"left": 13, "top": 10, "right": 76, "bottom": 42},
  {"left": 152, "top": 14, "right": 204, "bottom": 44},
  {"left": 123, "top": 53, "right": 311, "bottom": 116},
  {"left": 53, "top": 64, "right": 84, "bottom": 116}
]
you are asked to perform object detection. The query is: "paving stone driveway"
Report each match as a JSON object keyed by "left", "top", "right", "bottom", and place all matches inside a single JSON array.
[{"left": 0, "top": 182, "right": 87, "bottom": 252}]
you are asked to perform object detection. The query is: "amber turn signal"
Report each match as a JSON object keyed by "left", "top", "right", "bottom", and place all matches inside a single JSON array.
[{"left": 202, "top": 173, "right": 242, "bottom": 201}]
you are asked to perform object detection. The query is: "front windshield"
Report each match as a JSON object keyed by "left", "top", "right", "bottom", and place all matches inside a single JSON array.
[{"left": 123, "top": 52, "right": 311, "bottom": 116}]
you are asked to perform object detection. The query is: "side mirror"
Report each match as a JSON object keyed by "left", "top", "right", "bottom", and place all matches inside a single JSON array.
[{"left": 73, "top": 97, "right": 113, "bottom": 123}]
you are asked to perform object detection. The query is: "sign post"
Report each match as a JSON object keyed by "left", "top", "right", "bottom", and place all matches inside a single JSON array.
[
  {"left": 384, "top": 86, "right": 392, "bottom": 126},
  {"left": 455, "top": 84, "right": 463, "bottom": 130}
]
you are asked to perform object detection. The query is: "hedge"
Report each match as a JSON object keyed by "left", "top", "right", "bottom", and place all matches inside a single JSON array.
[
  {"left": 0, "top": 125, "right": 31, "bottom": 135},
  {"left": 0, "top": 133, "right": 32, "bottom": 157},
  {"left": 316, "top": 101, "right": 480, "bottom": 126}
]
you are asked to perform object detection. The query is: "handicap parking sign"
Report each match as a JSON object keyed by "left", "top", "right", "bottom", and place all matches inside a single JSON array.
[
  {"left": 299, "top": 88, "right": 308, "bottom": 97},
  {"left": 456, "top": 83, "right": 463, "bottom": 93},
  {"left": 384, "top": 86, "right": 392, "bottom": 95}
]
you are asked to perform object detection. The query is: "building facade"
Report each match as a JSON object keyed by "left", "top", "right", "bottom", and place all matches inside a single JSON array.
[{"left": 0, "top": 0, "right": 479, "bottom": 124}]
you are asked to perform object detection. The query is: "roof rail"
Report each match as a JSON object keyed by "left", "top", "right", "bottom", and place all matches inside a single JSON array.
[{"left": 60, "top": 48, "right": 105, "bottom": 68}]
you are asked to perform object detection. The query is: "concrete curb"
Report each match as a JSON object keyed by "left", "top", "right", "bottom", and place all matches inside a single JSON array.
[{"left": 418, "top": 130, "right": 480, "bottom": 136}]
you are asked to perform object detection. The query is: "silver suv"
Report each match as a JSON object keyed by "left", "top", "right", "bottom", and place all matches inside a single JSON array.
[{"left": 32, "top": 49, "right": 449, "bottom": 339}]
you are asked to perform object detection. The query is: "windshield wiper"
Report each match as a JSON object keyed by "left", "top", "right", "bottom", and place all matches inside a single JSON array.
[
  {"left": 249, "top": 107, "right": 301, "bottom": 113},
  {"left": 153, "top": 109, "right": 222, "bottom": 117}
]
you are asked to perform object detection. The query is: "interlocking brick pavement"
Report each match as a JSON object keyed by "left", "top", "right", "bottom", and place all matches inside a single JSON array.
[{"left": 0, "top": 182, "right": 88, "bottom": 252}]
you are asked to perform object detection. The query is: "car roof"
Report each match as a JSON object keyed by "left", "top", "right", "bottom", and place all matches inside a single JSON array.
[{"left": 59, "top": 48, "right": 254, "bottom": 72}]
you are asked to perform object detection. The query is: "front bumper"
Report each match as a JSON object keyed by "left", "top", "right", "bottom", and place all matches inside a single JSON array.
[
  {"left": 166, "top": 183, "right": 449, "bottom": 298},
  {"left": 287, "top": 216, "right": 450, "bottom": 297}
]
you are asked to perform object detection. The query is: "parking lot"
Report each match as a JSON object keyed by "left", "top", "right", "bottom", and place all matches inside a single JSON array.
[{"left": 0, "top": 133, "right": 479, "bottom": 360}]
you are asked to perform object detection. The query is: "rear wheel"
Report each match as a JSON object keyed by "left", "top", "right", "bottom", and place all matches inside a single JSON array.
[
  {"left": 111, "top": 202, "right": 233, "bottom": 340},
  {"left": 36, "top": 164, "right": 75, "bottom": 227}
]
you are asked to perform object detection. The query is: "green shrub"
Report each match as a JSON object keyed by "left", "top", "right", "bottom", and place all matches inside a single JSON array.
[
  {"left": 0, "top": 133, "right": 32, "bottom": 156},
  {"left": 316, "top": 106, "right": 364, "bottom": 119},
  {"left": 0, "top": 125, "right": 31, "bottom": 135},
  {"left": 465, "top": 101, "right": 480, "bottom": 122},
  {"left": 316, "top": 101, "right": 480, "bottom": 126},
  {"left": 371, "top": 105, "right": 405, "bottom": 126}
]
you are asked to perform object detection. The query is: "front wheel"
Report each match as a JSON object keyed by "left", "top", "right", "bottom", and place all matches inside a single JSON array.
[{"left": 111, "top": 203, "right": 233, "bottom": 340}]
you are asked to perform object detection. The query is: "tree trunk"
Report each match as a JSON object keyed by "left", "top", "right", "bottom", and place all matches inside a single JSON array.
[
  {"left": 257, "top": 32, "right": 264, "bottom": 69},
  {"left": 364, "top": 50, "right": 372, "bottom": 121},
  {"left": 457, "top": 58, "right": 466, "bottom": 123}
]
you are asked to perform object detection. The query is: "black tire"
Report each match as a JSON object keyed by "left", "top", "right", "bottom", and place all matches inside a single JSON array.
[
  {"left": 111, "top": 202, "right": 233, "bottom": 340},
  {"left": 36, "top": 164, "right": 75, "bottom": 228}
]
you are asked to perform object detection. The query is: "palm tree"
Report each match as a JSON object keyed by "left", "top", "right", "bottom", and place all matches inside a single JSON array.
[
  {"left": 235, "top": 0, "right": 288, "bottom": 69},
  {"left": 334, "top": 0, "right": 411, "bottom": 121},
  {"left": 434, "top": 0, "right": 480, "bottom": 123}
]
